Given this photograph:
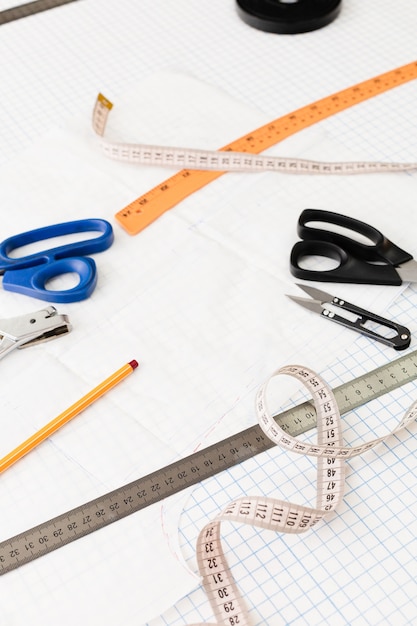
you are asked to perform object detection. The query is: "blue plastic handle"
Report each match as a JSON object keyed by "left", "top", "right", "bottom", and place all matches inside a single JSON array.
[{"left": 0, "top": 219, "right": 114, "bottom": 303}]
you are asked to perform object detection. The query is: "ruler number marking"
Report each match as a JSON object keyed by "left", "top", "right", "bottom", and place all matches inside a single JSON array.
[
  {"left": 1, "top": 351, "right": 417, "bottom": 575},
  {"left": 89, "top": 61, "right": 417, "bottom": 234}
]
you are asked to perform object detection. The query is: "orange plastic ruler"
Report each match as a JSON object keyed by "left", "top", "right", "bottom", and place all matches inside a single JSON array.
[{"left": 102, "top": 61, "right": 417, "bottom": 235}]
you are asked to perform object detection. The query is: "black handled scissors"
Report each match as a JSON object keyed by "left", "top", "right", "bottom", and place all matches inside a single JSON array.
[
  {"left": 287, "top": 284, "right": 411, "bottom": 351},
  {"left": 290, "top": 209, "right": 417, "bottom": 285}
]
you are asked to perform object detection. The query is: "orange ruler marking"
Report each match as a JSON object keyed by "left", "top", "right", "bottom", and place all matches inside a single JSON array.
[{"left": 115, "top": 61, "right": 417, "bottom": 235}]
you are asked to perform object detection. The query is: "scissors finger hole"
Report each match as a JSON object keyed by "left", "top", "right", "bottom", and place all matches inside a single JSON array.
[
  {"left": 44, "top": 272, "right": 81, "bottom": 292},
  {"left": 303, "top": 220, "right": 375, "bottom": 247},
  {"left": 296, "top": 253, "right": 340, "bottom": 272},
  {"left": 5, "top": 231, "right": 105, "bottom": 260}
]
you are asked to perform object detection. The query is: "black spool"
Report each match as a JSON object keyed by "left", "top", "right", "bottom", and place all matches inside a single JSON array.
[{"left": 236, "top": 0, "right": 342, "bottom": 34}]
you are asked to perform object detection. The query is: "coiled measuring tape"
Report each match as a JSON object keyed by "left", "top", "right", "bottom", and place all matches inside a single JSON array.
[
  {"left": 1, "top": 350, "right": 417, "bottom": 626},
  {"left": 91, "top": 60, "right": 417, "bottom": 235},
  {"left": 196, "top": 364, "right": 416, "bottom": 625}
]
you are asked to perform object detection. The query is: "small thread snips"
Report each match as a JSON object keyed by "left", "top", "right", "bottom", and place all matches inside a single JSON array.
[
  {"left": 0, "top": 306, "right": 71, "bottom": 360},
  {"left": 287, "top": 284, "right": 411, "bottom": 351}
]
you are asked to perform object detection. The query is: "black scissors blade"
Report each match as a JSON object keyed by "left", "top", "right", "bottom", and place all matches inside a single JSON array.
[{"left": 287, "top": 283, "right": 411, "bottom": 350}]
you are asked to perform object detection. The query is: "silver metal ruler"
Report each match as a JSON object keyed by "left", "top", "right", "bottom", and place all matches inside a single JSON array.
[
  {"left": 0, "top": 0, "right": 77, "bottom": 25},
  {"left": 1, "top": 349, "right": 417, "bottom": 575}
]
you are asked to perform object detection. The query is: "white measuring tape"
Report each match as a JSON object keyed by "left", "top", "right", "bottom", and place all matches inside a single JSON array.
[
  {"left": 91, "top": 86, "right": 417, "bottom": 622},
  {"left": 93, "top": 95, "right": 417, "bottom": 176},
  {"left": 191, "top": 365, "right": 416, "bottom": 625}
]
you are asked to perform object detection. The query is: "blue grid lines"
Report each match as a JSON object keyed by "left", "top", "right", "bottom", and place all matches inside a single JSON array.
[{"left": 150, "top": 283, "right": 417, "bottom": 625}]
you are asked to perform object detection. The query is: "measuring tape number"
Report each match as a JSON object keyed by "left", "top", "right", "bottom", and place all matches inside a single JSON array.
[
  {"left": 91, "top": 61, "right": 417, "bottom": 235},
  {"left": 1, "top": 352, "right": 417, "bottom": 624},
  {"left": 195, "top": 364, "right": 417, "bottom": 625}
]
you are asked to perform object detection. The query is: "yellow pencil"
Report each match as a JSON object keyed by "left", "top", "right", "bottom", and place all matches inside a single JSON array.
[{"left": 0, "top": 359, "right": 139, "bottom": 474}]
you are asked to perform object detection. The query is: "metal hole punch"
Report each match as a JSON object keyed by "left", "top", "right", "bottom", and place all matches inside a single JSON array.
[
  {"left": 236, "top": 0, "right": 342, "bottom": 34},
  {"left": 0, "top": 306, "right": 71, "bottom": 360}
]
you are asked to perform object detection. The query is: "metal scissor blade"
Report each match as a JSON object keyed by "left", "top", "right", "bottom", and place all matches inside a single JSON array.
[
  {"left": 293, "top": 283, "right": 334, "bottom": 304},
  {"left": 286, "top": 294, "right": 324, "bottom": 315},
  {"left": 396, "top": 259, "right": 417, "bottom": 283},
  {"left": 287, "top": 286, "right": 411, "bottom": 351}
]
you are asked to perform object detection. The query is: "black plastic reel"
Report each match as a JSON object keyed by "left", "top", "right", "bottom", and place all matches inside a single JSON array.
[{"left": 236, "top": 0, "right": 342, "bottom": 34}]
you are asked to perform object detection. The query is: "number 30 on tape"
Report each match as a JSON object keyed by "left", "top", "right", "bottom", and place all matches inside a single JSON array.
[{"left": 92, "top": 61, "right": 417, "bottom": 235}]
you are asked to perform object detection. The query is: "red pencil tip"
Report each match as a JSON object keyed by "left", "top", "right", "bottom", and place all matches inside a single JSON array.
[{"left": 129, "top": 360, "right": 139, "bottom": 370}]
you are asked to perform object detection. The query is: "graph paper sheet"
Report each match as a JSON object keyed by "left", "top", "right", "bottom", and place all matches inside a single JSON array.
[
  {"left": 0, "top": 1, "right": 416, "bottom": 625},
  {"left": 151, "top": 285, "right": 417, "bottom": 625}
]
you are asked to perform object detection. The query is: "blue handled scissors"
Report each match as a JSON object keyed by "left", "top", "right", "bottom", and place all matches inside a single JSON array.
[
  {"left": 290, "top": 209, "right": 417, "bottom": 285},
  {"left": 0, "top": 218, "right": 114, "bottom": 303}
]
